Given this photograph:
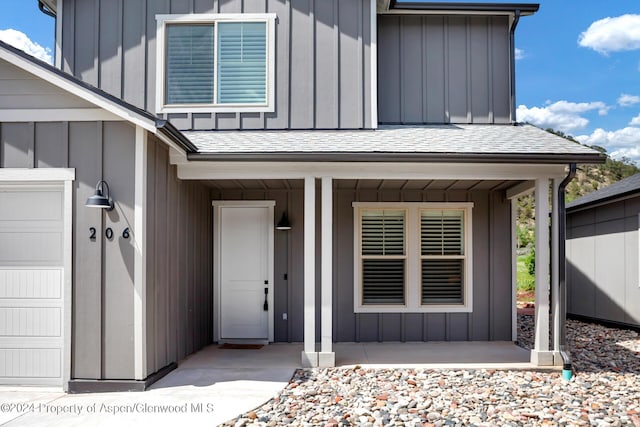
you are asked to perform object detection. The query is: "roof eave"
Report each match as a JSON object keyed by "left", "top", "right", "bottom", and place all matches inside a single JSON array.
[
  {"left": 186, "top": 152, "right": 605, "bottom": 164},
  {"left": 567, "top": 190, "right": 640, "bottom": 212},
  {"left": 384, "top": 2, "right": 539, "bottom": 15}
]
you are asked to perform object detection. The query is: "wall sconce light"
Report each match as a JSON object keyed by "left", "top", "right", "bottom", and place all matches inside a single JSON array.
[
  {"left": 85, "top": 180, "right": 114, "bottom": 211},
  {"left": 275, "top": 212, "right": 292, "bottom": 230}
]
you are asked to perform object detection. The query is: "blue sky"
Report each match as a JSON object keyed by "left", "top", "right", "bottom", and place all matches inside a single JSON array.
[{"left": 0, "top": 1, "right": 639, "bottom": 162}]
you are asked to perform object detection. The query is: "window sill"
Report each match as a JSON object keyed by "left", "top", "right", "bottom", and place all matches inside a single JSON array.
[
  {"left": 159, "top": 105, "right": 274, "bottom": 114},
  {"left": 354, "top": 304, "right": 473, "bottom": 314}
]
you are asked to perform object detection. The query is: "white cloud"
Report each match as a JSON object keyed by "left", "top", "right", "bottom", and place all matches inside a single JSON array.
[
  {"left": 516, "top": 100, "right": 609, "bottom": 133},
  {"left": 515, "top": 48, "right": 524, "bottom": 60},
  {"left": 576, "top": 127, "right": 640, "bottom": 163},
  {"left": 0, "top": 29, "right": 52, "bottom": 64},
  {"left": 630, "top": 114, "right": 640, "bottom": 126},
  {"left": 578, "top": 14, "right": 640, "bottom": 55},
  {"left": 618, "top": 93, "right": 640, "bottom": 107}
]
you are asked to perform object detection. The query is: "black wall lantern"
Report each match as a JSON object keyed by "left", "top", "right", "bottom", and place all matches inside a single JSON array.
[
  {"left": 275, "top": 212, "right": 292, "bottom": 230},
  {"left": 85, "top": 180, "right": 114, "bottom": 211}
]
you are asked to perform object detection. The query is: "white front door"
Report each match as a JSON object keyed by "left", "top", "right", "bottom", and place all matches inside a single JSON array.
[{"left": 217, "top": 204, "right": 273, "bottom": 341}]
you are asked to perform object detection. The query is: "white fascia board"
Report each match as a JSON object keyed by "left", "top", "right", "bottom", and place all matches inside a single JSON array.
[
  {"left": 0, "top": 108, "right": 120, "bottom": 122},
  {"left": 0, "top": 49, "right": 156, "bottom": 133},
  {"left": 177, "top": 162, "right": 567, "bottom": 181}
]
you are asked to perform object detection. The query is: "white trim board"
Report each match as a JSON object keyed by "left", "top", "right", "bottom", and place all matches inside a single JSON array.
[{"left": 0, "top": 168, "right": 75, "bottom": 182}]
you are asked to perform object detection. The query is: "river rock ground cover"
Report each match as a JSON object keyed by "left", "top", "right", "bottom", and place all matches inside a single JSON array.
[{"left": 222, "top": 316, "right": 640, "bottom": 427}]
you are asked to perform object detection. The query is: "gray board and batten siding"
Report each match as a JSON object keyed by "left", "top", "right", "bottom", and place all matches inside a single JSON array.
[
  {"left": 0, "top": 120, "right": 212, "bottom": 381},
  {"left": 377, "top": 14, "right": 511, "bottom": 124},
  {"left": 60, "top": 0, "right": 373, "bottom": 130},
  {"left": 145, "top": 135, "right": 212, "bottom": 378},
  {"left": 567, "top": 196, "right": 640, "bottom": 328},
  {"left": 212, "top": 182, "right": 513, "bottom": 343}
]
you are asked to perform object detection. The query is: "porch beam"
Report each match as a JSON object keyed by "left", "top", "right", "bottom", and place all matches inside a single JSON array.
[
  {"left": 531, "top": 178, "right": 553, "bottom": 366},
  {"left": 177, "top": 162, "right": 567, "bottom": 181},
  {"left": 302, "top": 176, "right": 318, "bottom": 367},
  {"left": 319, "top": 177, "right": 335, "bottom": 367},
  {"left": 506, "top": 180, "right": 535, "bottom": 200}
]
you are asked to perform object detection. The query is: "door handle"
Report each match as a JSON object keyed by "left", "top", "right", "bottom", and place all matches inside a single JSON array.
[{"left": 263, "top": 282, "right": 269, "bottom": 311}]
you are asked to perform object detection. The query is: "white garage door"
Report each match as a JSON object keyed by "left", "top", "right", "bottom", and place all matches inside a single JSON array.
[{"left": 0, "top": 185, "right": 64, "bottom": 386}]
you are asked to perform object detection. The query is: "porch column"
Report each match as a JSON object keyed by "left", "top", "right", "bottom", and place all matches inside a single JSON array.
[
  {"left": 531, "top": 178, "right": 553, "bottom": 365},
  {"left": 319, "top": 177, "right": 335, "bottom": 367},
  {"left": 302, "top": 176, "right": 318, "bottom": 367},
  {"left": 551, "top": 179, "right": 563, "bottom": 366},
  {"left": 511, "top": 198, "right": 518, "bottom": 342}
]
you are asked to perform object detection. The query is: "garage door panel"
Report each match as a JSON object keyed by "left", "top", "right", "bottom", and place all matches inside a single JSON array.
[
  {"left": 0, "top": 268, "right": 62, "bottom": 298},
  {"left": 0, "top": 348, "right": 61, "bottom": 378},
  {"left": 0, "top": 232, "right": 63, "bottom": 264},
  {"left": 0, "top": 190, "right": 62, "bottom": 221},
  {"left": 0, "top": 307, "right": 61, "bottom": 337}
]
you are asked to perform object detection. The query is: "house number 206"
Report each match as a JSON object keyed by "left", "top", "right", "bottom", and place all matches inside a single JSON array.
[{"left": 89, "top": 227, "right": 130, "bottom": 240}]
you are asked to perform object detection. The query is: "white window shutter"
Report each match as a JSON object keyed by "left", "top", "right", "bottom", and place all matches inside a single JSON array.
[{"left": 361, "top": 210, "right": 405, "bottom": 305}]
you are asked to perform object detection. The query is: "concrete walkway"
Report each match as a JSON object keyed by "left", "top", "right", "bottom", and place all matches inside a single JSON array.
[
  {"left": 0, "top": 344, "right": 300, "bottom": 427},
  {"left": 0, "top": 341, "right": 539, "bottom": 426}
]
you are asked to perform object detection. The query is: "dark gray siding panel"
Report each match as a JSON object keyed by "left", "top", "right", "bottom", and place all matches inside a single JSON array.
[
  {"left": 567, "top": 196, "right": 640, "bottom": 327},
  {"left": 378, "top": 15, "right": 511, "bottom": 124},
  {"left": 0, "top": 123, "right": 33, "bottom": 168},
  {"left": 146, "top": 138, "right": 213, "bottom": 376},
  {"left": 102, "top": 122, "right": 136, "bottom": 379},
  {"left": 61, "top": 0, "right": 372, "bottom": 130}
]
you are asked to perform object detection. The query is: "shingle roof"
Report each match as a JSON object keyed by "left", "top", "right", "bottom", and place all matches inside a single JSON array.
[
  {"left": 567, "top": 173, "right": 640, "bottom": 210},
  {"left": 184, "top": 124, "right": 604, "bottom": 163}
]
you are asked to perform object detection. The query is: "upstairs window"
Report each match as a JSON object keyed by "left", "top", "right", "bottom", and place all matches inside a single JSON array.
[
  {"left": 354, "top": 203, "right": 473, "bottom": 313},
  {"left": 156, "top": 14, "right": 275, "bottom": 113}
]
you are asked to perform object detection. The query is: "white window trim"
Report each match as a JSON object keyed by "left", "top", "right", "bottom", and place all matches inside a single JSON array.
[
  {"left": 155, "top": 13, "right": 276, "bottom": 114},
  {"left": 353, "top": 202, "right": 474, "bottom": 313}
]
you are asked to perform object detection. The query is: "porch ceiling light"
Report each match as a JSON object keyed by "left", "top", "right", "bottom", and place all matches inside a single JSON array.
[
  {"left": 276, "top": 212, "right": 292, "bottom": 230},
  {"left": 85, "top": 180, "right": 114, "bottom": 211}
]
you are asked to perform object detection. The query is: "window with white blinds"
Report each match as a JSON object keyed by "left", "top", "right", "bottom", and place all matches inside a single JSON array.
[
  {"left": 360, "top": 210, "right": 406, "bottom": 305},
  {"left": 217, "top": 22, "right": 267, "bottom": 104},
  {"left": 421, "top": 210, "right": 465, "bottom": 305},
  {"left": 157, "top": 14, "right": 274, "bottom": 113},
  {"left": 354, "top": 203, "right": 472, "bottom": 313}
]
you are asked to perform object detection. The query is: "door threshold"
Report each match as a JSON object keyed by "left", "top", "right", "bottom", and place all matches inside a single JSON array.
[{"left": 219, "top": 339, "right": 269, "bottom": 345}]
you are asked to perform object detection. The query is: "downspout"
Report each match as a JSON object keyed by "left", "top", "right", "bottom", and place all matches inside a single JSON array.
[
  {"left": 509, "top": 10, "right": 521, "bottom": 124},
  {"left": 558, "top": 163, "right": 577, "bottom": 379}
]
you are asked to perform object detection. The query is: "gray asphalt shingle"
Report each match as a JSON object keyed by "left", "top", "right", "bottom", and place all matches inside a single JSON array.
[{"left": 184, "top": 124, "right": 601, "bottom": 156}]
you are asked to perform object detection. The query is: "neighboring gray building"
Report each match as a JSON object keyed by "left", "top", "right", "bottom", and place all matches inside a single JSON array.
[
  {"left": 0, "top": 0, "right": 604, "bottom": 391},
  {"left": 567, "top": 173, "right": 640, "bottom": 329}
]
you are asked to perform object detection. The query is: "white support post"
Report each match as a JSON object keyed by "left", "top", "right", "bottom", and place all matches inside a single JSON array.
[
  {"left": 531, "top": 178, "right": 553, "bottom": 366},
  {"left": 551, "top": 179, "right": 562, "bottom": 365},
  {"left": 302, "top": 176, "right": 318, "bottom": 367},
  {"left": 511, "top": 198, "right": 518, "bottom": 342},
  {"left": 319, "top": 177, "right": 335, "bottom": 367},
  {"left": 134, "top": 126, "right": 148, "bottom": 379}
]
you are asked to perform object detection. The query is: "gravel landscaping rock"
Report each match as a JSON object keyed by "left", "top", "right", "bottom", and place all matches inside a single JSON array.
[{"left": 221, "top": 317, "right": 640, "bottom": 427}]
